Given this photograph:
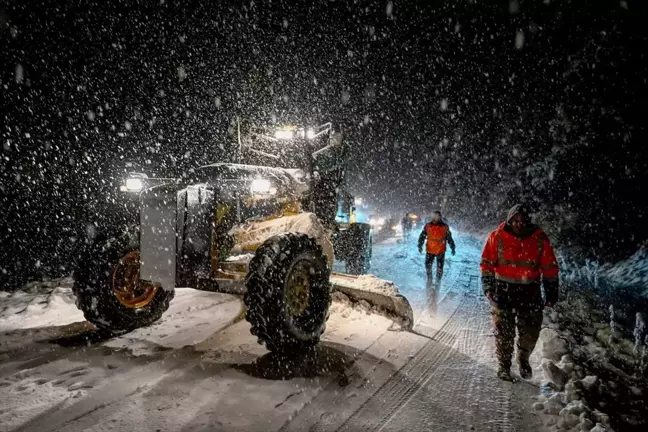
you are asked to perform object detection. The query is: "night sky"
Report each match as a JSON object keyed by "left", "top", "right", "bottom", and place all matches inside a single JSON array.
[{"left": 2, "top": 0, "right": 647, "bottom": 286}]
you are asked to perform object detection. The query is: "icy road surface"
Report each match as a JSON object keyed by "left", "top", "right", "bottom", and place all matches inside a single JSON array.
[{"left": 0, "top": 232, "right": 543, "bottom": 432}]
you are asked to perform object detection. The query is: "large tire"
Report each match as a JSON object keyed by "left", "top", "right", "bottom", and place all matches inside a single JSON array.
[
  {"left": 244, "top": 233, "right": 332, "bottom": 353},
  {"left": 73, "top": 228, "right": 174, "bottom": 335}
]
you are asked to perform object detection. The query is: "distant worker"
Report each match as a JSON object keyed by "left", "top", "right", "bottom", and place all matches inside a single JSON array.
[
  {"left": 418, "top": 211, "right": 456, "bottom": 280},
  {"left": 480, "top": 204, "right": 559, "bottom": 381},
  {"left": 401, "top": 213, "right": 413, "bottom": 241}
]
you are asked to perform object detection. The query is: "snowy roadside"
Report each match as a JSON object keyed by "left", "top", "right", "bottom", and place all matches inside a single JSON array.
[
  {"left": 0, "top": 277, "right": 83, "bottom": 331},
  {"left": 527, "top": 254, "right": 648, "bottom": 432},
  {"left": 369, "top": 230, "right": 648, "bottom": 432},
  {"left": 5, "top": 234, "right": 643, "bottom": 432},
  {"left": 0, "top": 276, "right": 410, "bottom": 432}
]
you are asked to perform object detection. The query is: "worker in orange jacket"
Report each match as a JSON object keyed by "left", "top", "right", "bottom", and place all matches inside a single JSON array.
[
  {"left": 481, "top": 204, "right": 559, "bottom": 381},
  {"left": 418, "top": 211, "right": 456, "bottom": 281}
]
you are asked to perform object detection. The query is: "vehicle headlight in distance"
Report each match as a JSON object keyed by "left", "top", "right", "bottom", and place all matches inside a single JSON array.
[
  {"left": 125, "top": 178, "right": 144, "bottom": 191},
  {"left": 250, "top": 178, "right": 275, "bottom": 195}
]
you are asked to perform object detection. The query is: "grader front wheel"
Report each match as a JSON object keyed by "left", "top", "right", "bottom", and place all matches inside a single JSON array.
[{"left": 244, "top": 233, "right": 332, "bottom": 353}]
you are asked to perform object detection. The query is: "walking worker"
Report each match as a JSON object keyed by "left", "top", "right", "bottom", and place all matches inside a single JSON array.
[
  {"left": 402, "top": 212, "right": 413, "bottom": 241},
  {"left": 418, "top": 211, "right": 456, "bottom": 280},
  {"left": 480, "top": 204, "right": 559, "bottom": 381}
]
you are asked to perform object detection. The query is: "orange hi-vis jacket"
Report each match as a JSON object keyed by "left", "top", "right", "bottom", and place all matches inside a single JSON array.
[
  {"left": 422, "top": 222, "right": 452, "bottom": 255},
  {"left": 480, "top": 223, "right": 559, "bottom": 285}
]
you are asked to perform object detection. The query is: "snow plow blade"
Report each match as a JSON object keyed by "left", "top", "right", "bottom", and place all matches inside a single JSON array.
[{"left": 330, "top": 273, "right": 414, "bottom": 331}]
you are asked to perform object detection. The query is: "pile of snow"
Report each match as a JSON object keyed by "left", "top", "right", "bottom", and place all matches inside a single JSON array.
[
  {"left": 531, "top": 294, "right": 648, "bottom": 431},
  {"left": 330, "top": 291, "right": 382, "bottom": 320},
  {"left": 225, "top": 253, "right": 255, "bottom": 263},
  {"left": 1, "top": 278, "right": 243, "bottom": 357},
  {"left": 329, "top": 282, "right": 410, "bottom": 331},
  {"left": 0, "top": 277, "right": 84, "bottom": 331},
  {"left": 538, "top": 328, "right": 570, "bottom": 361},
  {"left": 330, "top": 274, "right": 399, "bottom": 297},
  {"left": 534, "top": 349, "right": 616, "bottom": 431}
]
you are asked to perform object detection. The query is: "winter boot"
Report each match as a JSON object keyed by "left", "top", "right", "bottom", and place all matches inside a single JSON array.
[
  {"left": 497, "top": 366, "right": 513, "bottom": 382},
  {"left": 518, "top": 358, "right": 532, "bottom": 379},
  {"left": 517, "top": 351, "right": 533, "bottom": 379}
]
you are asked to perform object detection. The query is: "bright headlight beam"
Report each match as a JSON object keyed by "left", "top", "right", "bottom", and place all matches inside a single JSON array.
[
  {"left": 275, "top": 130, "right": 294, "bottom": 140},
  {"left": 250, "top": 178, "right": 273, "bottom": 195},
  {"left": 306, "top": 128, "right": 315, "bottom": 139},
  {"left": 125, "top": 178, "right": 144, "bottom": 191}
]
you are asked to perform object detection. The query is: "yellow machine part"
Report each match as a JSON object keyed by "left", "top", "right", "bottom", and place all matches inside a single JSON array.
[
  {"left": 229, "top": 212, "right": 334, "bottom": 268},
  {"left": 211, "top": 200, "right": 335, "bottom": 277}
]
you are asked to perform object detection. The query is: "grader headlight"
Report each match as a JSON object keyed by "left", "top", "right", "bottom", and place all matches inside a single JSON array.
[
  {"left": 125, "top": 178, "right": 144, "bottom": 191},
  {"left": 119, "top": 173, "right": 148, "bottom": 193},
  {"left": 250, "top": 178, "right": 276, "bottom": 195}
]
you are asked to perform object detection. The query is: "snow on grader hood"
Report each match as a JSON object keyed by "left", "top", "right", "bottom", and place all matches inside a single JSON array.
[{"left": 73, "top": 162, "right": 413, "bottom": 354}]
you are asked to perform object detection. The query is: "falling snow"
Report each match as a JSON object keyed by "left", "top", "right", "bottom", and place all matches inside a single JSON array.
[{"left": 2, "top": 0, "right": 648, "bottom": 431}]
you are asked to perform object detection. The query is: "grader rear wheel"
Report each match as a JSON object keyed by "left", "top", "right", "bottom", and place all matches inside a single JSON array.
[
  {"left": 112, "top": 250, "right": 159, "bottom": 309},
  {"left": 73, "top": 229, "right": 174, "bottom": 335}
]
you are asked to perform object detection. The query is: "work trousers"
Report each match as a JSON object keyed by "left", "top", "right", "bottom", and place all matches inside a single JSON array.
[
  {"left": 425, "top": 252, "right": 445, "bottom": 280},
  {"left": 491, "top": 282, "right": 543, "bottom": 370}
]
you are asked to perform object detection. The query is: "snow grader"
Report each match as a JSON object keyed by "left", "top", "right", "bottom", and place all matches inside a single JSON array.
[{"left": 73, "top": 123, "right": 413, "bottom": 353}]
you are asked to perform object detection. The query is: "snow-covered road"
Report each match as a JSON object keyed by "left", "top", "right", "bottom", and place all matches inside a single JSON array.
[{"left": 0, "top": 232, "right": 544, "bottom": 432}]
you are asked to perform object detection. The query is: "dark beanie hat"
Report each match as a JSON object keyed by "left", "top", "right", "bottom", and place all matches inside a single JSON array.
[
  {"left": 432, "top": 210, "right": 442, "bottom": 218},
  {"left": 506, "top": 204, "right": 529, "bottom": 223}
]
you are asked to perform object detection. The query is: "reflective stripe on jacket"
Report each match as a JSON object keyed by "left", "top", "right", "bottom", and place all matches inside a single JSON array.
[{"left": 480, "top": 223, "right": 559, "bottom": 285}]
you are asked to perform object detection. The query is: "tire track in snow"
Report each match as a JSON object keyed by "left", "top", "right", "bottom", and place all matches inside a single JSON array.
[
  {"left": 336, "top": 270, "right": 526, "bottom": 432},
  {"left": 335, "top": 292, "right": 477, "bottom": 431},
  {"left": 279, "top": 260, "right": 469, "bottom": 432},
  {"left": 14, "top": 355, "right": 185, "bottom": 432}
]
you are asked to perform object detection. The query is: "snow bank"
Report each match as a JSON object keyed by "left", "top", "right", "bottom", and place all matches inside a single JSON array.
[
  {"left": 0, "top": 277, "right": 84, "bottom": 331},
  {"left": 1, "top": 278, "right": 243, "bottom": 358},
  {"left": 532, "top": 291, "right": 648, "bottom": 431},
  {"left": 538, "top": 328, "right": 569, "bottom": 361}
]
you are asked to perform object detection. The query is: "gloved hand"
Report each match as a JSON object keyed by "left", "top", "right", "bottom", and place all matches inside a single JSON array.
[
  {"left": 418, "top": 246, "right": 423, "bottom": 254},
  {"left": 486, "top": 291, "right": 498, "bottom": 307},
  {"left": 482, "top": 276, "right": 496, "bottom": 305},
  {"left": 451, "top": 249, "right": 456, "bottom": 256},
  {"left": 544, "top": 280, "right": 559, "bottom": 308}
]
